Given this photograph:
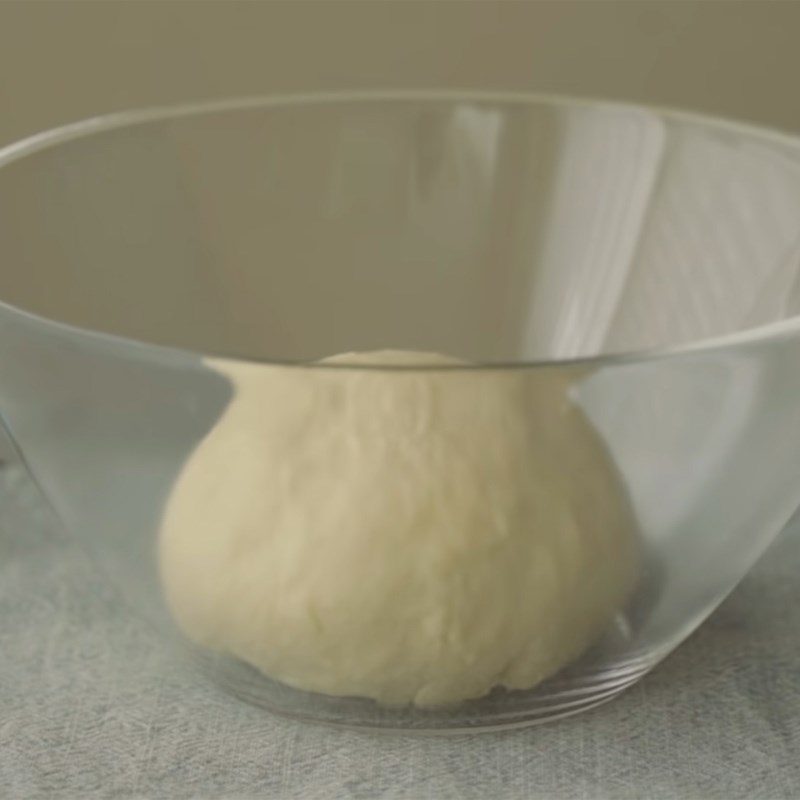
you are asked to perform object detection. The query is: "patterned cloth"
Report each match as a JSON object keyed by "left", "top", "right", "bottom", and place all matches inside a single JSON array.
[{"left": 1, "top": 463, "right": 798, "bottom": 800}]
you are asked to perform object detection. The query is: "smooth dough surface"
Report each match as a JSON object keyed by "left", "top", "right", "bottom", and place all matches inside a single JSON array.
[{"left": 159, "top": 350, "right": 637, "bottom": 706}]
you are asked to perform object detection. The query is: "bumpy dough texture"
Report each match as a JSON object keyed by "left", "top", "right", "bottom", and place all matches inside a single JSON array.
[{"left": 159, "top": 350, "right": 637, "bottom": 706}]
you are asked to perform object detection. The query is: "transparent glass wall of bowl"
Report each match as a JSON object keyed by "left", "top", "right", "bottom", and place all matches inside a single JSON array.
[
  {"left": 1, "top": 94, "right": 800, "bottom": 729},
  {"left": 0, "top": 307, "right": 232, "bottom": 628},
  {"left": 2, "top": 97, "right": 800, "bottom": 364},
  {"left": 1, "top": 298, "right": 799, "bottom": 728}
]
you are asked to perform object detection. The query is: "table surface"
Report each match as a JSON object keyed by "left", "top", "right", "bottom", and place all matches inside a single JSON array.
[{"left": 1, "top": 462, "right": 798, "bottom": 800}]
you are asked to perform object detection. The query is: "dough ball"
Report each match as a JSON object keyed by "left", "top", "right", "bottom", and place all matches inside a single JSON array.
[{"left": 159, "top": 350, "right": 637, "bottom": 706}]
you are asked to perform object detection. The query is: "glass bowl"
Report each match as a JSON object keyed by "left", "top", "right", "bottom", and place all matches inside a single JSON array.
[{"left": 1, "top": 92, "right": 799, "bottom": 732}]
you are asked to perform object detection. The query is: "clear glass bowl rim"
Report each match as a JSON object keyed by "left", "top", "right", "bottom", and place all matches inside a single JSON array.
[{"left": 2, "top": 88, "right": 800, "bottom": 372}]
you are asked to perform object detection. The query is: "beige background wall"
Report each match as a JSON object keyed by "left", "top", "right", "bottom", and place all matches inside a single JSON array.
[{"left": 1, "top": 0, "right": 800, "bottom": 148}]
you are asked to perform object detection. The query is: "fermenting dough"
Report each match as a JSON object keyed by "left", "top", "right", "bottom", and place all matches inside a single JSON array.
[{"left": 159, "top": 350, "right": 637, "bottom": 706}]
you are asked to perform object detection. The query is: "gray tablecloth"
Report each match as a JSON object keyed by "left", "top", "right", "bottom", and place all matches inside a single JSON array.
[{"left": 1, "top": 462, "right": 798, "bottom": 800}]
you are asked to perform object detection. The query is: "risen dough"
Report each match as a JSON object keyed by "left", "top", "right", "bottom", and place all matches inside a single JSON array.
[{"left": 159, "top": 350, "right": 637, "bottom": 706}]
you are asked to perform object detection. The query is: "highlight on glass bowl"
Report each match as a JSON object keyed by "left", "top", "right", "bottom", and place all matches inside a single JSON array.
[{"left": 1, "top": 92, "right": 799, "bottom": 732}]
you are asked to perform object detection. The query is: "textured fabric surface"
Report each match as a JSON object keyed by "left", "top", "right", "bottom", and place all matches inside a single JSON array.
[{"left": 1, "top": 462, "right": 798, "bottom": 800}]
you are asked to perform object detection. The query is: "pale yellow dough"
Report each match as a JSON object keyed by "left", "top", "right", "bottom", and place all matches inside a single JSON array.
[{"left": 159, "top": 350, "right": 637, "bottom": 706}]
